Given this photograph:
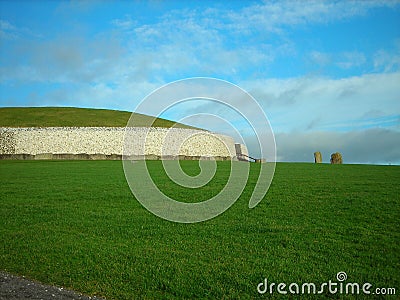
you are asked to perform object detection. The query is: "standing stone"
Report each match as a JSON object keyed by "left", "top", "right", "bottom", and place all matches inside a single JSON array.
[
  {"left": 330, "top": 152, "right": 343, "bottom": 164},
  {"left": 314, "top": 151, "right": 322, "bottom": 163}
]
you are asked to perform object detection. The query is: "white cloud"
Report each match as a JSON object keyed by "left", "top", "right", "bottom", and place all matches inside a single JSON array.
[
  {"left": 308, "top": 50, "right": 368, "bottom": 71},
  {"left": 374, "top": 49, "right": 400, "bottom": 72},
  {"left": 309, "top": 51, "right": 331, "bottom": 66},
  {"left": 226, "top": 0, "right": 398, "bottom": 33},
  {"left": 0, "top": 19, "right": 40, "bottom": 39},
  {"left": 0, "top": 19, "right": 17, "bottom": 39},
  {"left": 157, "top": 72, "right": 399, "bottom": 139},
  {"left": 1, "top": 33, "right": 126, "bottom": 84},
  {"left": 337, "top": 51, "right": 366, "bottom": 69},
  {"left": 0, "top": 19, "right": 15, "bottom": 31},
  {"left": 274, "top": 128, "right": 400, "bottom": 164},
  {"left": 111, "top": 15, "right": 136, "bottom": 30},
  {"left": 3, "top": 1, "right": 399, "bottom": 87},
  {"left": 241, "top": 72, "right": 400, "bottom": 133}
]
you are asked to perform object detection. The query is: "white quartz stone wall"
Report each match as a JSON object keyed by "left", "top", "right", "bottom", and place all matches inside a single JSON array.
[{"left": 0, "top": 127, "right": 244, "bottom": 158}]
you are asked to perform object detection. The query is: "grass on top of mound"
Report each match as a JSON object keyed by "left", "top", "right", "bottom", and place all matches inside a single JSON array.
[{"left": 0, "top": 107, "right": 198, "bottom": 129}]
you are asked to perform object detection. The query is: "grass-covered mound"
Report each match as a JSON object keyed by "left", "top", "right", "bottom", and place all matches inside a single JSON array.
[{"left": 0, "top": 107, "right": 196, "bottom": 128}]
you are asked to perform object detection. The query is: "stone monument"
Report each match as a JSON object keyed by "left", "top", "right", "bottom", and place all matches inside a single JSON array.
[
  {"left": 314, "top": 151, "right": 322, "bottom": 163},
  {"left": 330, "top": 152, "right": 343, "bottom": 164}
]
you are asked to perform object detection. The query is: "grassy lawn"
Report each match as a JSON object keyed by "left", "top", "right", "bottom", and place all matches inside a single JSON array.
[
  {"left": 0, "top": 107, "right": 197, "bottom": 128},
  {"left": 1, "top": 160, "right": 399, "bottom": 299}
]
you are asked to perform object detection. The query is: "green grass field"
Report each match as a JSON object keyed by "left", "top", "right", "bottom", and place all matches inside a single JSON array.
[
  {"left": 1, "top": 161, "right": 399, "bottom": 299},
  {"left": 0, "top": 107, "right": 197, "bottom": 129}
]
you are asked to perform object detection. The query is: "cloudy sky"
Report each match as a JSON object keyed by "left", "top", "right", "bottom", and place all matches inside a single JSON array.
[{"left": 1, "top": 0, "right": 399, "bottom": 164}]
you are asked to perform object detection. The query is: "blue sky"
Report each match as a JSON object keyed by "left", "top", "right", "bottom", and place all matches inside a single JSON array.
[{"left": 1, "top": 0, "right": 399, "bottom": 164}]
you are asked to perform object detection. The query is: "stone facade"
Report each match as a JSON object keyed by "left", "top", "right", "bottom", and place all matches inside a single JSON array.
[{"left": 0, "top": 127, "right": 247, "bottom": 160}]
